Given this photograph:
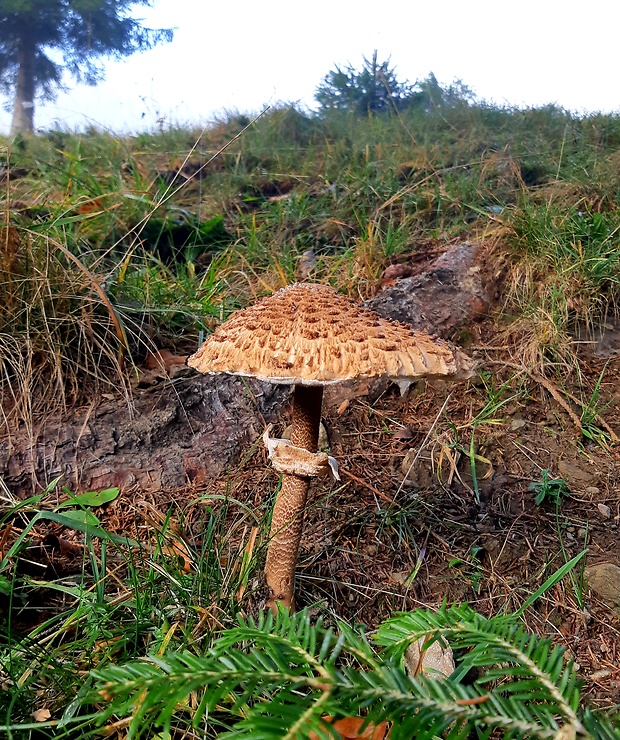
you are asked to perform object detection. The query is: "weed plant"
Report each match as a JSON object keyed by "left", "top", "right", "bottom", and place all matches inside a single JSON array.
[{"left": 0, "top": 483, "right": 268, "bottom": 737}]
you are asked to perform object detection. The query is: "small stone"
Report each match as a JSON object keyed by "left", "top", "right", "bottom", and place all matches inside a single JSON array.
[
  {"left": 390, "top": 571, "right": 410, "bottom": 584},
  {"left": 598, "top": 503, "right": 612, "bottom": 519},
  {"left": 393, "top": 426, "right": 414, "bottom": 441},
  {"left": 510, "top": 419, "right": 527, "bottom": 430},
  {"left": 558, "top": 460, "right": 594, "bottom": 485},
  {"left": 585, "top": 486, "right": 600, "bottom": 496},
  {"left": 577, "top": 528, "right": 587, "bottom": 540},
  {"left": 585, "top": 563, "right": 620, "bottom": 607}
]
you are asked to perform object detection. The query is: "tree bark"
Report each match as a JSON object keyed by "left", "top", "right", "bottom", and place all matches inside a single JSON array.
[
  {"left": 0, "top": 375, "right": 290, "bottom": 498},
  {"left": 10, "top": 36, "right": 36, "bottom": 134}
]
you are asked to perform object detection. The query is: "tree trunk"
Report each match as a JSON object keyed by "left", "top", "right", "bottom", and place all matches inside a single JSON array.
[{"left": 10, "top": 36, "right": 36, "bottom": 134}]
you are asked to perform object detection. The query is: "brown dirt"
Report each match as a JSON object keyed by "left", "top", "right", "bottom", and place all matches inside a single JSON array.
[
  {"left": 3, "top": 320, "right": 620, "bottom": 711},
  {"left": 183, "top": 328, "right": 620, "bottom": 708}
]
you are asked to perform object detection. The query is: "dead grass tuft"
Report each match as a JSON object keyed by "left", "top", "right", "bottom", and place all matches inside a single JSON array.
[{"left": 0, "top": 223, "right": 131, "bottom": 427}]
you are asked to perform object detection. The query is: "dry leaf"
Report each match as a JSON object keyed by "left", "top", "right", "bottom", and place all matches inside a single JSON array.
[
  {"left": 393, "top": 427, "right": 414, "bottom": 441},
  {"left": 308, "top": 716, "right": 390, "bottom": 739},
  {"left": 32, "top": 708, "right": 51, "bottom": 722},
  {"left": 296, "top": 249, "right": 318, "bottom": 280},
  {"left": 43, "top": 533, "right": 84, "bottom": 557},
  {"left": 161, "top": 543, "right": 194, "bottom": 573},
  {"left": 144, "top": 348, "right": 188, "bottom": 374},
  {"left": 380, "top": 263, "right": 416, "bottom": 287},
  {"left": 404, "top": 637, "right": 455, "bottom": 679},
  {"left": 337, "top": 399, "right": 350, "bottom": 415}
]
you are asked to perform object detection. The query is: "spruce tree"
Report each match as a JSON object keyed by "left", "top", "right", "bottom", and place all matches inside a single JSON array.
[
  {"left": 0, "top": 0, "right": 173, "bottom": 133},
  {"left": 315, "top": 51, "right": 415, "bottom": 115}
]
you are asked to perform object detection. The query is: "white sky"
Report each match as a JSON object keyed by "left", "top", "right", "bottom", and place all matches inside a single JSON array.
[{"left": 1, "top": 0, "right": 619, "bottom": 134}]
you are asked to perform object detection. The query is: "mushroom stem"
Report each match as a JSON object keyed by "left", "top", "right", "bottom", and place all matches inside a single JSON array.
[{"left": 265, "top": 384, "right": 323, "bottom": 612}]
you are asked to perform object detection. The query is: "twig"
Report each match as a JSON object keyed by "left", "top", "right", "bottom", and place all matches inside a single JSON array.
[
  {"left": 395, "top": 393, "right": 453, "bottom": 499},
  {"left": 340, "top": 468, "right": 393, "bottom": 505},
  {"left": 489, "top": 359, "right": 618, "bottom": 442}
]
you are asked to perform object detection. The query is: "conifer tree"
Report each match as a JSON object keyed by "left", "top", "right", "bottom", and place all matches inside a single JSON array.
[
  {"left": 316, "top": 51, "right": 414, "bottom": 115},
  {"left": 0, "top": 0, "right": 173, "bottom": 133}
]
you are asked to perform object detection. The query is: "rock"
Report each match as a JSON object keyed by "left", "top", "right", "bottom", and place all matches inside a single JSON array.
[
  {"left": 590, "top": 669, "right": 612, "bottom": 681},
  {"left": 598, "top": 503, "right": 612, "bottom": 519},
  {"left": 365, "top": 242, "right": 491, "bottom": 337},
  {"left": 585, "top": 563, "right": 620, "bottom": 607},
  {"left": 404, "top": 637, "right": 455, "bottom": 679},
  {"left": 557, "top": 459, "right": 595, "bottom": 486}
]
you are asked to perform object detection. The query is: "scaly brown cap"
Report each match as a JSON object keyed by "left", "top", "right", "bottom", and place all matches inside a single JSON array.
[{"left": 188, "top": 283, "right": 474, "bottom": 386}]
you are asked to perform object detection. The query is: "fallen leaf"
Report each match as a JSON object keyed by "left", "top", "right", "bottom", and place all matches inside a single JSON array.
[
  {"left": 76, "top": 198, "right": 103, "bottom": 214},
  {"left": 393, "top": 427, "right": 414, "bottom": 441},
  {"left": 161, "top": 544, "right": 194, "bottom": 573},
  {"left": 380, "top": 263, "right": 415, "bottom": 287},
  {"left": 308, "top": 716, "right": 390, "bottom": 739},
  {"left": 32, "top": 708, "right": 51, "bottom": 722},
  {"left": 144, "top": 348, "right": 188, "bottom": 374},
  {"left": 296, "top": 249, "right": 318, "bottom": 280},
  {"left": 337, "top": 399, "right": 350, "bottom": 415},
  {"left": 43, "top": 534, "right": 84, "bottom": 557},
  {"left": 404, "top": 636, "right": 455, "bottom": 679}
]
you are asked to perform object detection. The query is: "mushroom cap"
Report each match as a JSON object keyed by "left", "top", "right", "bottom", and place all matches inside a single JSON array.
[{"left": 188, "top": 283, "right": 474, "bottom": 386}]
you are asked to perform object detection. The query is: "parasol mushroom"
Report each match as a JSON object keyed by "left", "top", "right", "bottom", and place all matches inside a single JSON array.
[{"left": 188, "top": 282, "right": 473, "bottom": 611}]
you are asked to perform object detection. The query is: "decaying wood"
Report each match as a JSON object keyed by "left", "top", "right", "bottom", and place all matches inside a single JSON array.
[{"left": 0, "top": 375, "right": 289, "bottom": 497}]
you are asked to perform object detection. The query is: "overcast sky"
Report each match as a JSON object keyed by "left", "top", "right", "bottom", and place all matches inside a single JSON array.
[{"left": 1, "top": 0, "right": 619, "bottom": 134}]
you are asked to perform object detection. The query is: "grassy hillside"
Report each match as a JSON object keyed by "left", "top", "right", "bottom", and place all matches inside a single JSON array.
[
  {"left": 2, "top": 102, "right": 620, "bottom": 417},
  {"left": 2, "top": 101, "right": 620, "bottom": 737}
]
